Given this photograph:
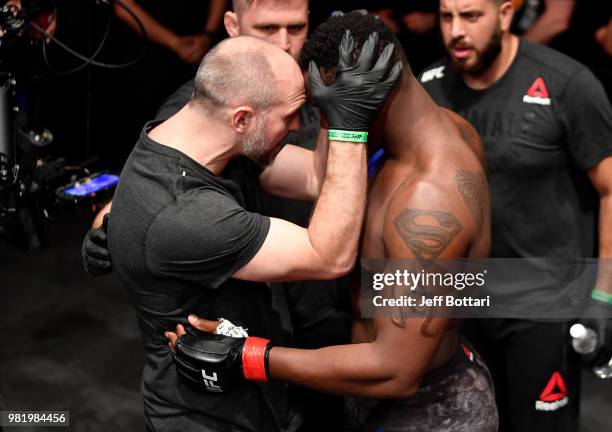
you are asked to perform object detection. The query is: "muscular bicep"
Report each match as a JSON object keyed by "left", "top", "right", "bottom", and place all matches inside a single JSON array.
[
  {"left": 232, "top": 217, "right": 345, "bottom": 283},
  {"left": 588, "top": 156, "right": 612, "bottom": 196},
  {"left": 383, "top": 182, "right": 475, "bottom": 261},
  {"left": 373, "top": 185, "right": 471, "bottom": 386}
]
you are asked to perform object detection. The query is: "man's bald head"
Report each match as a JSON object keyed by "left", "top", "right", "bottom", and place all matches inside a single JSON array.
[
  {"left": 232, "top": 0, "right": 308, "bottom": 12},
  {"left": 191, "top": 36, "right": 284, "bottom": 114}
]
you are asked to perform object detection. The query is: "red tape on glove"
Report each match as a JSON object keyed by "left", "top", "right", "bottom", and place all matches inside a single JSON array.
[{"left": 242, "top": 337, "right": 270, "bottom": 382}]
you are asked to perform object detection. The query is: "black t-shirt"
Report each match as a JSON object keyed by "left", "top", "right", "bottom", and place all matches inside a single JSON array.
[
  {"left": 420, "top": 40, "right": 612, "bottom": 259},
  {"left": 149, "top": 81, "right": 348, "bottom": 430},
  {"left": 155, "top": 81, "right": 347, "bottom": 335},
  {"left": 108, "top": 123, "right": 301, "bottom": 431}
]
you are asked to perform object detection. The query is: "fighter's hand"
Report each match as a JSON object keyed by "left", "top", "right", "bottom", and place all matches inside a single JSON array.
[
  {"left": 308, "top": 30, "right": 402, "bottom": 132},
  {"left": 164, "top": 315, "right": 220, "bottom": 352},
  {"left": 164, "top": 315, "right": 273, "bottom": 392},
  {"left": 81, "top": 213, "right": 112, "bottom": 276}
]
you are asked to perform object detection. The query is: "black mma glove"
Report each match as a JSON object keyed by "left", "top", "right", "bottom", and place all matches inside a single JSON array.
[
  {"left": 309, "top": 30, "right": 402, "bottom": 141},
  {"left": 81, "top": 213, "right": 112, "bottom": 276},
  {"left": 175, "top": 321, "right": 273, "bottom": 393}
]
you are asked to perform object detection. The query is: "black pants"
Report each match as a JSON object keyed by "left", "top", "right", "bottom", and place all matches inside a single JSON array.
[{"left": 461, "top": 319, "right": 581, "bottom": 432}]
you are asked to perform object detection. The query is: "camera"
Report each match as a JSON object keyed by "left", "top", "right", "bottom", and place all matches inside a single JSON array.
[{"left": 0, "top": 0, "right": 117, "bottom": 251}]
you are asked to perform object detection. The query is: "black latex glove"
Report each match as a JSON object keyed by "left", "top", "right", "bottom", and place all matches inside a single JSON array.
[
  {"left": 81, "top": 213, "right": 112, "bottom": 276},
  {"left": 308, "top": 30, "right": 402, "bottom": 132}
]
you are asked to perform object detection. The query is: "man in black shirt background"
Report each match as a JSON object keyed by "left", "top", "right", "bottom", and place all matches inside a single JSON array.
[{"left": 420, "top": 0, "right": 612, "bottom": 431}]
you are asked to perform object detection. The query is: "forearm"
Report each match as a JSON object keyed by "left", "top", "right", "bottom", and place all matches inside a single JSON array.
[
  {"left": 269, "top": 343, "right": 417, "bottom": 399},
  {"left": 307, "top": 141, "right": 367, "bottom": 273},
  {"left": 599, "top": 195, "right": 612, "bottom": 258},
  {"left": 595, "top": 195, "right": 612, "bottom": 296},
  {"left": 114, "top": 0, "right": 178, "bottom": 51},
  {"left": 203, "top": 0, "right": 227, "bottom": 34},
  {"left": 311, "top": 128, "right": 329, "bottom": 196}
]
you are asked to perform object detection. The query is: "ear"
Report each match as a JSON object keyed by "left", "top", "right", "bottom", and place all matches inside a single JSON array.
[
  {"left": 499, "top": 1, "right": 515, "bottom": 32},
  {"left": 224, "top": 11, "right": 240, "bottom": 37},
  {"left": 231, "top": 106, "right": 254, "bottom": 133}
]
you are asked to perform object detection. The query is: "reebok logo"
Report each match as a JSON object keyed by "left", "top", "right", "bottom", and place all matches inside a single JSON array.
[
  {"left": 420, "top": 66, "right": 445, "bottom": 83},
  {"left": 535, "top": 371, "right": 569, "bottom": 411},
  {"left": 461, "top": 344, "right": 474, "bottom": 362},
  {"left": 523, "top": 77, "right": 551, "bottom": 106}
]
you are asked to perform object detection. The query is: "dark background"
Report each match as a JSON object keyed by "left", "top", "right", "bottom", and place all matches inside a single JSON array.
[{"left": 1, "top": 0, "right": 611, "bottom": 430}]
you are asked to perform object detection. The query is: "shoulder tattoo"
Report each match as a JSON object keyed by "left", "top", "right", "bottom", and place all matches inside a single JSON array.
[
  {"left": 457, "top": 120, "right": 480, "bottom": 148},
  {"left": 455, "top": 170, "right": 486, "bottom": 226},
  {"left": 393, "top": 209, "right": 462, "bottom": 260}
]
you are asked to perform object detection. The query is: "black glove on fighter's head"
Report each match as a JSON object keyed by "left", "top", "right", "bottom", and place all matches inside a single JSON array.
[
  {"left": 175, "top": 329, "right": 273, "bottom": 393},
  {"left": 81, "top": 213, "right": 112, "bottom": 276},
  {"left": 308, "top": 30, "right": 402, "bottom": 133}
]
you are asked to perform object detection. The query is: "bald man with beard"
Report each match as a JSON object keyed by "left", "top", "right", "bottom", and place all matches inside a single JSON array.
[{"left": 107, "top": 34, "right": 399, "bottom": 432}]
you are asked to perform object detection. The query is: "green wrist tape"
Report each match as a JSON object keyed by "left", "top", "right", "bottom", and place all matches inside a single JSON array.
[
  {"left": 328, "top": 129, "right": 368, "bottom": 143},
  {"left": 591, "top": 289, "right": 612, "bottom": 305}
]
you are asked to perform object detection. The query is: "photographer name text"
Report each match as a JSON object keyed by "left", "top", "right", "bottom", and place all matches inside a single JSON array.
[{"left": 372, "top": 295, "right": 491, "bottom": 308}]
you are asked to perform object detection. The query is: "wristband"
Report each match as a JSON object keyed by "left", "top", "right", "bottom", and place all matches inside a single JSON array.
[
  {"left": 592, "top": 289, "right": 612, "bottom": 305},
  {"left": 242, "top": 337, "right": 271, "bottom": 382},
  {"left": 328, "top": 129, "right": 368, "bottom": 143}
]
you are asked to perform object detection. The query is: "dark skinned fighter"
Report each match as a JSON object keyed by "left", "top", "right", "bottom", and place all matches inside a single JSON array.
[{"left": 169, "top": 12, "right": 497, "bottom": 432}]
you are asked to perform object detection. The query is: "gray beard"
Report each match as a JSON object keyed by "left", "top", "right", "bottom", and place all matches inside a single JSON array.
[{"left": 242, "top": 113, "right": 270, "bottom": 167}]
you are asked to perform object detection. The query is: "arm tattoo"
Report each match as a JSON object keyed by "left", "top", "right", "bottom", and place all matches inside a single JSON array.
[
  {"left": 457, "top": 121, "right": 480, "bottom": 148},
  {"left": 393, "top": 209, "right": 462, "bottom": 260},
  {"left": 455, "top": 170, "right": 486, "bottom": 226}
]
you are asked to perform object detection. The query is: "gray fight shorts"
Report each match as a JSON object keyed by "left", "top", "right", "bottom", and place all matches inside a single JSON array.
[{"left": 345, "top": 339, "right": 498, "bottom": 432}]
